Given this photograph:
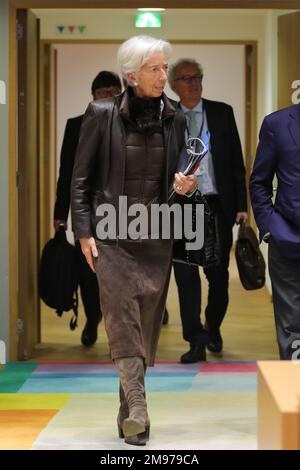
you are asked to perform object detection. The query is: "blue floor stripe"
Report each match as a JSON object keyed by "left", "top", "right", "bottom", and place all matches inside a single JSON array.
[
  {"left": 29, "top": 371, "right": 198, "bottom": 380},
  {"left": 16, "top": 372, "right": 256, "bottom": 394},
  {"left": 191, "top": 373, "right": 257, "bottom": 392}
]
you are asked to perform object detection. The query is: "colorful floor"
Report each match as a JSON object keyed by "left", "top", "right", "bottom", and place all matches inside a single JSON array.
[{"left": 0, "top": 361, "right": 257, "bottom": 450}]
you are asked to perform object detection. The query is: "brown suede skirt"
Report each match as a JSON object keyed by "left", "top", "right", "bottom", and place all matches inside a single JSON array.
[{"left": 94, "top": 239, "right": 173, "bottom": 366}]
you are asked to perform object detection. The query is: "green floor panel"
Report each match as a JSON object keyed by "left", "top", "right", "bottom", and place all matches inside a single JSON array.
[{"left": 0, "top": 362, "right": 38, "bottom": 393}]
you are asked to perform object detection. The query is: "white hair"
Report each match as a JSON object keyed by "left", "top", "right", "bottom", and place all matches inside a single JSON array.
[
  {"left": 117, "top": 35, "right": 172, "bottom": 84},
  {"left": 168, "top": 58, "right": 204, "bottom": 85}
]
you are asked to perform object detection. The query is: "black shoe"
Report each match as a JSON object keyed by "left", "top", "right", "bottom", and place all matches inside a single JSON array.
[
  {"left": 180, "top": 343, "right": 206, "bottom": 363},
  {"left": 162, "top": 308, "right": 169, "bottom": 325},
  {"left": 207, "top": 330, "right": 223, "bottom": 354},
  {"left": 81, "top": 320, "right": 100, "bottom": 347}
]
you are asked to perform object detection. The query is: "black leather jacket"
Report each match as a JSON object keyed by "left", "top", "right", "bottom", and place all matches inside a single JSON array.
[{"left": 71, "top": 89, "right": 185, "bottom": 240}]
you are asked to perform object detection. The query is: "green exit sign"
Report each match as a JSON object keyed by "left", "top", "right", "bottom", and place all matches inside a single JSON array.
[{"left": 135, "top": 12, "right": 162, "bottom": 28}]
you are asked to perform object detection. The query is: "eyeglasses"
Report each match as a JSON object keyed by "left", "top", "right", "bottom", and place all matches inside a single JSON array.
[{"left": 174, "top": 74, "right": 203, "bottom": 84}]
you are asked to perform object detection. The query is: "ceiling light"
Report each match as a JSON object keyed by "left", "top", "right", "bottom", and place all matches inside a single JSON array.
[{"left": 137, "top": 8, "right": 166, "bottom": 12}]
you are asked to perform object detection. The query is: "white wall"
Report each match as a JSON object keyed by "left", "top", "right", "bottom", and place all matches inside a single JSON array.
[
  {"left": 0, "top": 0, "right": 10, "bottom": 357},
  {"left": 33, "top": 8, "right": 278, "bottom": 127},
  {"left": 55, "top": 43, "right": 245, "bottom": 157}
]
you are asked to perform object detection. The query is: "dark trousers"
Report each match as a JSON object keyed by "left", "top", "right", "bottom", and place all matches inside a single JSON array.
[
  {"left": 173, "top": 196, "right": 232, "bottom": 345},
  {"left": 268, "top": 238, "right": 300, "bottom": 359},
  {"left": 75, "top": 241, "right": 102, "bottom": 325}
]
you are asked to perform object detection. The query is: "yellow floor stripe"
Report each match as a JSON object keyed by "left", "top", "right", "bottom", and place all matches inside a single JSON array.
[{"left": 0, "top": 393, "right": 70, "bottom": 410}]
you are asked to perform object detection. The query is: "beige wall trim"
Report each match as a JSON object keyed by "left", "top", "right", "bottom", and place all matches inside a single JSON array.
[
  {"left": 41, "top": 39, "right": 258, "bottom": 45},
  {"left": 9, "top": 0, "right": 300, "bottom": 10}
]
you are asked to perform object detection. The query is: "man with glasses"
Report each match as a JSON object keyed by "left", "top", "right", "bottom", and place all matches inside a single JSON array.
[
  {"left": 169, "top": 58, "right": 248, "bottom": 362},
  {"left": 54, "top": 71, "right": 122, "bottom": 347}
]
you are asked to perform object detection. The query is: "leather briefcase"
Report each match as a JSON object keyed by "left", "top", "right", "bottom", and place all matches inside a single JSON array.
[
  {"left": 172, "top": 191, "right": 220, "bottom": 269},
  {"left": 235, "top": 221, "right": 266, "bottom": 290}
]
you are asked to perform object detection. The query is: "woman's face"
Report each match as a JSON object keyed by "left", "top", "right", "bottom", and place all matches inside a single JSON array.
[{"left": 129, "top": 52, "right": 168, "bottom": 98}]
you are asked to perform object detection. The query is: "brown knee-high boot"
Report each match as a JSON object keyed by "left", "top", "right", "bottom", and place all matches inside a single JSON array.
[
  {"left": 117, "top": 381, "right": 129, "bottom": 438},
  {"left": 117, "top": 381, "right": 150, "bottom": 446},
  {"left": 114, "top": 356, "right": 149, "bottom": 442}
]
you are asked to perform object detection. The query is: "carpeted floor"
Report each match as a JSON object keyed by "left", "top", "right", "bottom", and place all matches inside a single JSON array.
[{"left": 0, "top": 361, "right": 257, "bottom": 450}]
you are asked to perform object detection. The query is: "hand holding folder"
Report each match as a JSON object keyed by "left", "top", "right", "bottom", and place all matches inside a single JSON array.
[{"left": 169, "top": 131, "right": 210, "bottom": 201}]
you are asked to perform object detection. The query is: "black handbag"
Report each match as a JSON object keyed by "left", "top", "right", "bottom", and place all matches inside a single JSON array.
[
  {"left": 172, "top": 190, "right": 221, "bottom": 268},
  {"left": 235, "top": 221, "right": 266, "bottom": 290}
]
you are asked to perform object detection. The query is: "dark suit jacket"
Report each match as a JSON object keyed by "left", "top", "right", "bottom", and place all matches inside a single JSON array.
[
  {"left": 54, "top": 115, "right": 84, "bottom": 220},
  {"left": 202, "top": 98, "right": 247, "bottom": 226},
  {"left": 250, "top": 103, "right": 300, "bottom": 259}
]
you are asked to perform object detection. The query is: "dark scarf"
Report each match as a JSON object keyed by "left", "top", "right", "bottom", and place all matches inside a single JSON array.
[{"left": 128, "top": 87, "right": 162, "bottom": 131}]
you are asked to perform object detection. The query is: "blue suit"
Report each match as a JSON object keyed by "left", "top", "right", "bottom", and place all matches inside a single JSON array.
[
  {"left": 250, "top": 104, "right": 300, "bottom": 359},
  {"left": 250, "top": 104, "right": 300, "bottom": 258}
]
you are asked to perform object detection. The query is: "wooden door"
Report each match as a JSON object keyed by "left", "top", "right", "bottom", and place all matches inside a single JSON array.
[
  {"left": 245, "top": 43, "right": 257, "bottom": 227},
  {"left": 39, "top": 43, "right": 57, "bottom": 253},
  {"left": 278, "top": 11, "right": 300, "bottom": 109},
  {"left": 17, "top": 9, "right": 40, "bottom": 360}
]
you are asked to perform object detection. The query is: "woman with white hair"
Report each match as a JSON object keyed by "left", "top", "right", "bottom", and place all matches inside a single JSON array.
[{"left": 71, "top": 35, "right": 197, "bottom": 446}]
